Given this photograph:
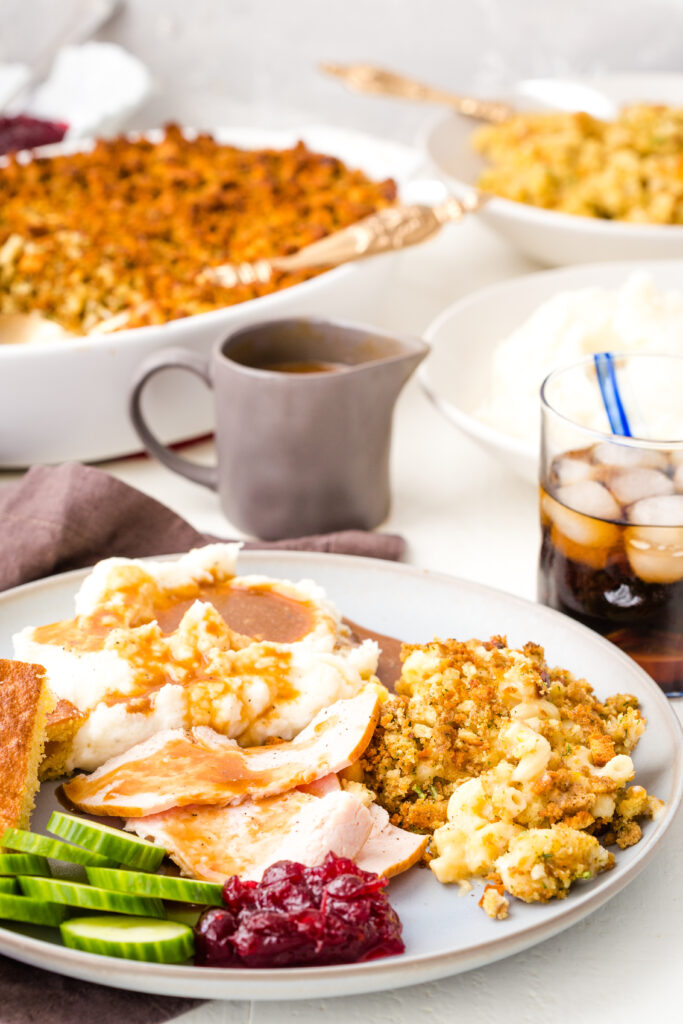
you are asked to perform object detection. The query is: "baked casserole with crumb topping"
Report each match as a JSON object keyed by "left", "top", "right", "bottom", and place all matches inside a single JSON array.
[
  {"left": 362, "top": 636, "right": 663, "bottom": 914},
  {"left": 0, "top": 124, "right": 396, "bottom": 333}
]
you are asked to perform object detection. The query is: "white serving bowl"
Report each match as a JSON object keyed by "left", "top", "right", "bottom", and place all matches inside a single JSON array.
[
  {"left": 423, "top": 73, "right": 683, "bottom": 266},
  {"left": 0, "top": 125, "right": 424, "bottom": 467},
  {"left": 419, "top": 259, "right": 683, "bottom": 484}
]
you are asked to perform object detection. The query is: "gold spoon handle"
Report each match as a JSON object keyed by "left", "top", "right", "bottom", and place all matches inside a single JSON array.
[
  {"left": 205, "top": 192, "right": 487, "bottom": 289},
  {"left": 320, "top": 62, "right": 513, "bottom": 124}
]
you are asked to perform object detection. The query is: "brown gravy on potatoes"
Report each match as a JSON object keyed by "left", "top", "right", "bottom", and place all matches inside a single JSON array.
[
  {"left": 34, "top": 583, "right": 316, "bottom": 650},
  {"left": 158, "top": 586, "right": 404, "bottom": 689},
  {"left": 154, "top": 584, "right": 315, "bottom": 644},
  {"left": 35, "top": 581, "right": 404, "bottom": 688},
  {"left": 55, "top": 597, "right": 404, "bottom": 824}
]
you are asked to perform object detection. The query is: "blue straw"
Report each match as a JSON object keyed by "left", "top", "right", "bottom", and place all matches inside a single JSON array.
[{"left": 593, "top": 352, "right": 632, "bottom": 437}]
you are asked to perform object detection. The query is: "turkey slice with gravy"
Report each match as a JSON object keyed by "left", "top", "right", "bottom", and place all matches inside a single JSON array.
[
  {"left": 127, "top": 789, "right": 375, "bottom": 882},
  {"left": 63, "top": 690, "right": 380, "bottom": 817},
  {"left": 126, "top": 778, "right": 427, "bottom": 882}
]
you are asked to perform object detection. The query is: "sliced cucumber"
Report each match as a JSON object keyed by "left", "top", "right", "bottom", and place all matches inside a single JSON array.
[
  {"left": 2, "top": 828, "right": 114, "bottom": 868},
  {"left": 47, "top": 813, "right": 166, "bottom": 871},
  {"left": 164, "top": 904, "right": 203, "bottom": 927},
  {"left": 86, "top": 867, "right": 223, "bottom": 906},
  {"left": 19, "top": 876, "right": 166, "bottom": 918},
  {"left": 61, "top": 916, "right": 194, "bottom": 963},
  {"left": 0, "top": 878, "right": 18, "bottom": 894},
  {"left": 0, "top": 892, "right": 68, "bottom": 926},
  {"left": 0, "top": 852, "right": 50, "bottom": 876}
]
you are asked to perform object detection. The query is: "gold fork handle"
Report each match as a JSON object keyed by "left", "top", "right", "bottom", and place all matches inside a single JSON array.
[{"left": 320, "top": 62, "right": 513, "bottom": 124}]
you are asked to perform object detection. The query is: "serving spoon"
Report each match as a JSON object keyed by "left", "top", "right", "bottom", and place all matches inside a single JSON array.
[
  {"left": 203, "top": 190, "right": 487, "bottom": 289},
  {"left": 320, "top": 63, "right": 514, "bottom": 123},
  {"left": 321, "top": 63, "right": 621, "bottom": 123}
]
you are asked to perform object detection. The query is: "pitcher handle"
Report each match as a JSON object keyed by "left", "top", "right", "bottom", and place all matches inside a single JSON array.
[{"left": 129, "top": 347, "right": 219, "bottom": 490}]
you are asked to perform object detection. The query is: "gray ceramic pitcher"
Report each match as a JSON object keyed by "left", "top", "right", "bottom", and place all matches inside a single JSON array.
[{"left": 129, "top": 317, "right": 428, "bottom": 540}]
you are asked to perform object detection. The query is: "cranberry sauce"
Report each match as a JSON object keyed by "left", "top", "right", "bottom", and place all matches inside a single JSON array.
[{"left": 194, "top": 853, "right": 405, "bottom": 968}]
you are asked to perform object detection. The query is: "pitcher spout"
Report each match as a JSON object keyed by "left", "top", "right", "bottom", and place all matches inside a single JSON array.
[
  {"left": 367, "top": 334, "right": 430, "bottom": 404},
  {"left": 390, "top": 337, "right": 430, "bottom": 384}
]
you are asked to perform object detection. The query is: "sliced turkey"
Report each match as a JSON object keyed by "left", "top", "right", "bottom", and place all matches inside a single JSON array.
[
  {"left": 63, "top": 690, "right": 379, "bottom": 817},
  {"left": 127, "top": 790, "right": 374, "bottom": 882}
]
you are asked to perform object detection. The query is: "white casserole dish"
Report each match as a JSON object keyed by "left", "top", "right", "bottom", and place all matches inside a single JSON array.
[
  {"left": 423, "top": 73, "right": 683, "bottom": 266},
  {"left": 0, "top": 126, "right": 424, "bottom": 467}
]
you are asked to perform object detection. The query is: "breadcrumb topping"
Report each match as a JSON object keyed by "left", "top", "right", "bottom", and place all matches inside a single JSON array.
[
  {"left": 361, "top": 636, "right": 663, "bottom": 912},
  {"left": 479, "top": 882, "right": 509, "bottom": 920},
  {"left": 0, "top": 125, "right": 396, "bottom": 332}
]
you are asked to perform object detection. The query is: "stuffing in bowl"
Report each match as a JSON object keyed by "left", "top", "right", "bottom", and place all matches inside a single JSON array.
[{"left": 424, "top": 72, "right": 683, "bottom": 264}]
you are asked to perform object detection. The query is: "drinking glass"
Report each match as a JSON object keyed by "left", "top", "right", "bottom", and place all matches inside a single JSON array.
[{"left": 538, "top": 353, "right": 683, "bottom": 695}]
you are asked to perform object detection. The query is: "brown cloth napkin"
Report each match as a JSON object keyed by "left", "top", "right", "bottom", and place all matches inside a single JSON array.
[
  {"left": 0, "top": 462, "right": 405, "bottom": 592},
  {"left": 0, "top": 955, "right": 202, "bottom": 1024},
  {"left": 0, "top": 462, "right": 404, "bottom": 1022}
]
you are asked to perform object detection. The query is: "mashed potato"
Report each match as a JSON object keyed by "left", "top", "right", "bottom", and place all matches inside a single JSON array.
[
  {"left": 14, "top": 545, "right": 381, "bottom": 774},
  {"left": 476, "top": 273, "right": 683, "bottom": 448}
]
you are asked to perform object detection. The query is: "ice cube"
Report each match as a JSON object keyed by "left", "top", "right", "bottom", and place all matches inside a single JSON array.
[
  {"left": 542, "top": 489, "right": 621, "bottom": 549},
  {"left": 551, "top": 455, "right": 595, "bottom": 487},
  {"left": 625, "top": 524, "right": 683, "bottom": 583},
  {"left": 592, "top": 442, "right": 667, "bottom": 471},
  {"left": 609, "top": 468, "right": 674, "bottom": 506},
  {"left": 627, "top": 494, "right": 683, "bottom": 526},
  {"left": 555, "top": 480, "right": 622, "bottom": 521},
  {"left": 550, "top": 525, "right": 612, "bottom": 569}
]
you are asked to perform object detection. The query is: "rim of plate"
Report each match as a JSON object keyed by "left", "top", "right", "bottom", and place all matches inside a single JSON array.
[
  {"left": 421, "top": 71, "right": 683, "bottom": 237},
  {"left": 0, "top": 550, "right": 681, "bottom": 998},
  {"left": 0, "top": 124, "right": 421, "bottom": 359}
]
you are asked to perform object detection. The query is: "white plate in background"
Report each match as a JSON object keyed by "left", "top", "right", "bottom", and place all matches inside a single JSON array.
[
  {"left": 0, "top": 549, "right": 679, "bottom": 999},
  {"left": 420, "top": 259, "right": 683, "bottom": 483},
  {"left": 423, "top": 73, "right": 683, "bottom": 266}
]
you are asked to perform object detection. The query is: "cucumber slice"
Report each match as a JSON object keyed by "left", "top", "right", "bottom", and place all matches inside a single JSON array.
[
  {"left": 0, "top": 878, "right": 18, "bottom": 894},
  {"left": 86, "top": 867, "right": 223, "bottom": 906},
  {"left": 0, "top": 892, "right": 67, "bottom": 926},
  {"left": 61, "top": 916, "right": 194, "bottom": 962},
  {"left": 164, "top": 904, "right": 203, "bottom": 927},
  {"left": 47, "top": 813, "right": 166, "bottom": 871},
  {"left": 0, "top": 853, "right": 50, "bottom": 876},
  {"left": 2, "top": 828, "right": 114, "bottom": 868},
  {"left": 19, "top": 876, "right": 166, "bottom": 918}
]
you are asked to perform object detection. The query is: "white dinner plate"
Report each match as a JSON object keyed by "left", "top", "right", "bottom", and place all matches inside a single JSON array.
[
  {"left": 423, "top": 73, "right": 683, "bottom": 265},
  {"left": 0, "top": 550, "right": 680, "bottom": 1000},
  {"left": 419, "top": 259, "right": 683, "bottom": 484}
]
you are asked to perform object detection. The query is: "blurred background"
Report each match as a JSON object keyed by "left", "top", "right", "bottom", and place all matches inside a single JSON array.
[{"left": 3, "top": 0, "right": 683, "bottom": 141}]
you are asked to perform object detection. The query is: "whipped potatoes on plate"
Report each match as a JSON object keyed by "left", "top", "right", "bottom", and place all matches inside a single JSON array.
[
  {"left": 477, "top": 272, "right": 683, "bottom": 446},
  {"left": 14, "top": 545, "right": 380, "bottom": 773}
]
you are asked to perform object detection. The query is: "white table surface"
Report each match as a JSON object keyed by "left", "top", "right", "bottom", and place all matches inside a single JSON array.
[{"left": 2, "top": 213, "right": 681, "bottom": 1024}]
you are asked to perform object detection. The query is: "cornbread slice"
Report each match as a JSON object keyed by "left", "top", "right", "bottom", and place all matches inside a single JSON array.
[
  {"left": 0, "top": 659, "right": 54, "bottom": 837},
  {"left": 39, "top": 699, "right": 87, "bottom": 781}
]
